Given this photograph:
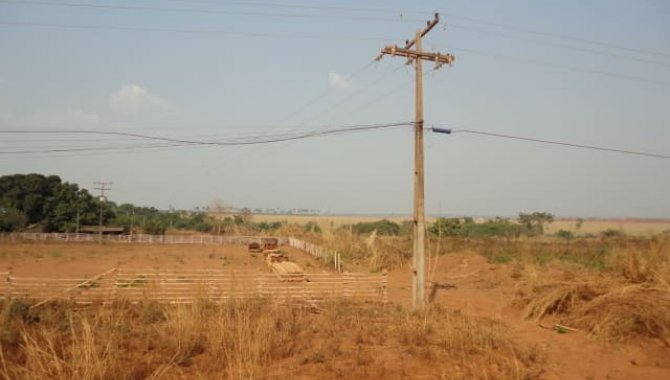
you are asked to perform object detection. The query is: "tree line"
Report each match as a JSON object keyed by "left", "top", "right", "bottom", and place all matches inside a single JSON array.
[
  {"left": 0, "top": 173, "right": 557, "bottom": 237},
  {"left": 0, "top": 174, "right": 281, "bottom": 234}
]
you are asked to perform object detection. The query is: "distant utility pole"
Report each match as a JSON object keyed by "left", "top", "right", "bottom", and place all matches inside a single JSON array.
[
  {"left": 376, "top": 13, "right": 455, "bottom": 310},
  {"left": 93, "top": 181, "right": 112, "bottom": 243}
]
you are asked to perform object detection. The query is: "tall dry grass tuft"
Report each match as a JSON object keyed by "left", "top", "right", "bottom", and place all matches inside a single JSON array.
[
  {"left": 0, "top": 298, "right": 546, "bottom": 379},
  {"left": 611, "top": 238, "right": 670, "bottom": 287},
  {"left": 522, "top": 281, "right": 607, "bottom": 321},
  {"left": 395, "top": 305, "right": 545, "bottom": 379},
  {"left": 314, "top": 230, "right": 411, "bottom": 271},
  {"left": 566, "top": 285, "right": 670, "bottom": 342},
  {"left": 519, "top": 237, "right": 670, "bottom": 342},
  {"left": 7, "top": 304, "right": 127, "bottom": 380}
]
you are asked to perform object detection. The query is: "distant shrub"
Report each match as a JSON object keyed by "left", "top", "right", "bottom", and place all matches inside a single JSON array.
[
  {"left": 429, "top": 217, "right": 521, "bottom": 238},
  {"left": 601, "top": 229, "right": 624, "bottom": 238},
  {"left": 555, "top": 230, "right": 575, "bottom": 240},
  {"left": 351, "top": 219, "right": 400, "bottom": 236},
  {"left": 254, "top": 221, "right": 283, "bottom": 233},
  {"left": 303, "top": 221, "right": 321, "bottom": 234},
  {"left": 143, "top": 219, "right": 167, "bottom": 235}
]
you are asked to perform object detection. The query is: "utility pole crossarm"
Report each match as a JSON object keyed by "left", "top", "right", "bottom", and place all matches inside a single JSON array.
[
  {"left": 379, "top": 47, "right": 455, "bottom": 68},
  {"left": 375, "top": 13, "right": 444, "bottom": 61}
]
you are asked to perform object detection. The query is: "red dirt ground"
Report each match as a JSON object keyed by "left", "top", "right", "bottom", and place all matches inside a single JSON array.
[
  {"left": 2, "top": 242, "right": 669, "bottom": 379},
  {"left": 388, "top": 251, "right": 670, "bottom": 380},
  {"left": 0, "top": 242, "right": 325, "bottom": 277}
]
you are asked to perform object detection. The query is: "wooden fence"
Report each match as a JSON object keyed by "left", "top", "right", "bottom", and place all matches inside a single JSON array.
[
  {"left": 288, "top": 237, "right": 342, "bottom": 272},
  {"left": 5, "top": 233, "right": 288, "bottom": 246},
  {"left": 4, "top": 233, "right": 343, "bottom": 272},
  {"left": 0, "top": 268, "right": 388, "bottom": 304}
]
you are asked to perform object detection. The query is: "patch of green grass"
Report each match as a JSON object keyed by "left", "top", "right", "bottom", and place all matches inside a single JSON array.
[
  {"left": 116, "top": 275, "right": 148, "bottom": 288},
  {"left": 481, "top": 248, "right": 515, "bottom": 264},
  {"left": 533, "top": 250, "right": 553, "bottom": 266}
]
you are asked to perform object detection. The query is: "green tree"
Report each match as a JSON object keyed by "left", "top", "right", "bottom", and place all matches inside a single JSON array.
[
  {"left": 518, "top": 212, "right": 554, "bottom": 236},
  {"left": 143, "top": 219, "right": 167, "bottom": 235},
  {"left": 0, "top": 207, "right": 27, "bottom": 232},
  {"left": 429, "top": 218, "right": 462, "bottom": 236},
  {"left": 0, "top": 174, "right": 106, "bottom": 232}
]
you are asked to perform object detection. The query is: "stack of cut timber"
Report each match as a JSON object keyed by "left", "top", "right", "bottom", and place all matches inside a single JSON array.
[{"left": 271, "top": 261, "right": 305, "bottom": 281}]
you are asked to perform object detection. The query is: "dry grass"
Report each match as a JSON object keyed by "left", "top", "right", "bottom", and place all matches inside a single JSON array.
[
  {"left": 517, "top": 237, "right": 670, "bottom": 342},
  {"left": 252, "top": 214, "right": 670, "bottom": 237},
  {"left": 0, "top": 299, "right": 545, "bottom": 380},
  {"left": 522, "top": 281, "right": 607, "bottom": 321},
  {"left": 287, "top": 228, "right": 412, "bottom": 271},
  {"left": 566, "top": 285, "right": 670, "bottom": 342}
]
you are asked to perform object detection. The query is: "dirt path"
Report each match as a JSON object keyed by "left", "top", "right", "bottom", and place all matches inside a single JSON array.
[{"left": 388, "top": 251, "right": 670, "bottom": 380}]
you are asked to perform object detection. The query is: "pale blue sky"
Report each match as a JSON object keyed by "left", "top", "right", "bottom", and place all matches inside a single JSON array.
[{"left": 1, "top": 0, "right": 669, "bottom": 217}]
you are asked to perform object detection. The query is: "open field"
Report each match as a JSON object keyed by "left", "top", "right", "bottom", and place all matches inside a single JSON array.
[
  {"left": 0, "top": 242, "right": 321, "bottom": 278},
  {"left": 1, "top": 237, "right": 669, "bottom": 379},
  {"left": 252, "top": 214, "right": 670, "bottom": 236},
  {"left": 546, "top": 219, "right": 670, "bottom": 236}
]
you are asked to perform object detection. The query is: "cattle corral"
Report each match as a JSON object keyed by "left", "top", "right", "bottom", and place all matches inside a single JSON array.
[{"left": 0, "top": 237, "right": 387, "bottom": 304}]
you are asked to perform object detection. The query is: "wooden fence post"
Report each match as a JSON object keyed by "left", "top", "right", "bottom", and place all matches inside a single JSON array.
[
  {"left": 112, "top": 268, "right": 118, "bottom": 302},
  {"left": 207, "top": 270, "right": 215, "bottom": 302},
  {"left": 256, "top": 273, "right": 265, "bottom": 298},
  {"left": 6, "top": 268, "right": 13, "bottom": 299},
  {"left": 381, "top": 270, "right": 389, "bottom": 303},
  {"left": 160, "top": 271, "right": 167, "bottom": 303},
  {"left": 343, "top": 272, "right": 352, "bottom": 298}
]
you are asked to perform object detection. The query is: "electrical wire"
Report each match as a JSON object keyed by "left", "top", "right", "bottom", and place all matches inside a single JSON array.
[
  {"left": 448, "top": 23, "right": 670, "bottom": 68},
  {"left": 0, "top": 20, "right": 387, "bottom": 41},
  {"left": 275, "top": 60, "right": 378, "bottom": 125},
  {"left": 0, "top": 121, "right": 414, "bottom": 155},
  {"left": 0, "top": 0, "right": 423, "bottom": 22},
  {"left": 439, "top": 44, "right": 670, "bottom": 87},
  {"left": 295, "top": 64, "right": 409, "bottom": 126},
  {"left": 431, "top": 126, "right": 670, "bottom": 160},
  {"left": 7, "top": 0, "right": 666, "bottom": 61},
  {"left": 442, "top": 12, "right": 670, "bottom": 60},
  {"left": 150, "top": 0, "right": 431, "bottom": 16}
]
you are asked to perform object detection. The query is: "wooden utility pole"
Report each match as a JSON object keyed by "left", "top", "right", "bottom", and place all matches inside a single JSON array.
[
  {"left": 93, "top": 181, "right": 112, "bottom": 243},
  {"left": 376, "top": 13, "right": 455, "bottom": 310}
]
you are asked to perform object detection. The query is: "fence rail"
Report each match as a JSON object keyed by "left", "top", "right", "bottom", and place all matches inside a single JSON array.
[
  {"left": 0, "top": 268, "right": 388, "bottom": 304},
  {"left": 5, "top": 233, "right": 288, "bottom": 246},
  {"left": 4, "top": 233, "right": 344, "bottom": 272},
  {"left": 288, "top": 237, "right": 342, "bottom": 272}
]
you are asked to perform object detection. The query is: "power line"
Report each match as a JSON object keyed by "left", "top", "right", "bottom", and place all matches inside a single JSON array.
[
  {"left": 0, "top": 0, "right": 423, "bottom": 22},
  {"left": 153, "top": 1, "right": 670, "bottom": 60},
  {"left": 439, "top": 44, "right": 670, "bottom": 87},
  {"left": 150, "top": 0, "right": 431, "bottom": 16},
  {"left": 275, "top": 60, "right": 378, "bottom": 125},
  {"left": 431, "top": 126, "right": 670, "bottom": 160},
  {"left": 448, "top": 23, "right": 670, "bottom": 68},
  {"left": 295, "top": 64, "right": 408, "bottom": 126},
  {"left": 2, "top": 23, "right": 665, "bottom": 87},
  {"left": 441, "top": 12, "right": 670, "bottom": 60},
  {"left": 5, "top": 0, "right": 667, "bottom": 61},
  {"left": 0, "top": 121, "right": 413, "bottom": 155},
  {"left": 0, "top": 20, "right": 387, "bottom": 41}
]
